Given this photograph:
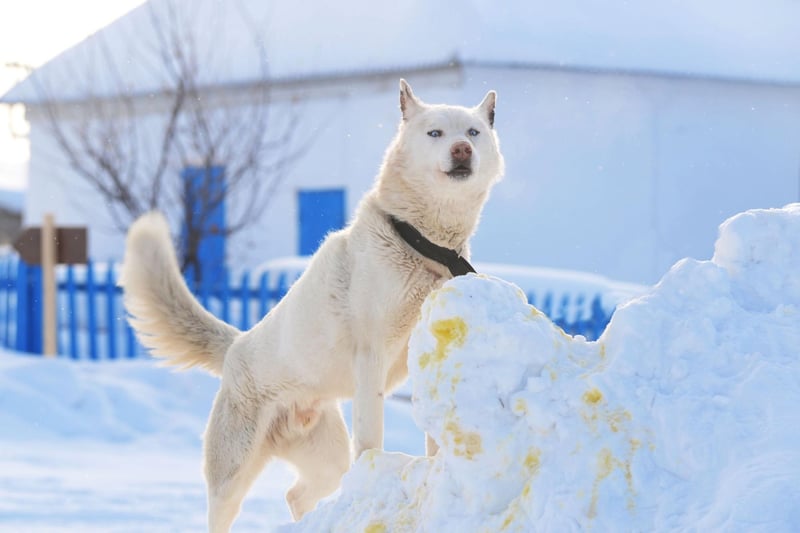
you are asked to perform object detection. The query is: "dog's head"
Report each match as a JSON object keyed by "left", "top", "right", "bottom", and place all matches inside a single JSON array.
[{"left": 387, "top": 79, "right": 504, "bottom": 198}]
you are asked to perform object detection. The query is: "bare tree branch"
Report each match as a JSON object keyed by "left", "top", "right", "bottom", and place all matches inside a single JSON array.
[{"left": 31, "top": 0, "right": 305, "bottom": 278}]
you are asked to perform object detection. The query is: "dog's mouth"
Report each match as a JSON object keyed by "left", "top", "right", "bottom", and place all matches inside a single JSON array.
[{"left": 446, "top": 165, "right": 472, "bottom": 180}]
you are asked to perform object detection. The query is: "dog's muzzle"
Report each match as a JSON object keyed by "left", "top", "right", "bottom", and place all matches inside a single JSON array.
[
  {"left": 447, "top": 141, "right": 473, "bottom": 179},
  {"left": 447, "top": 164, "right": 472, "bottom": 179}
]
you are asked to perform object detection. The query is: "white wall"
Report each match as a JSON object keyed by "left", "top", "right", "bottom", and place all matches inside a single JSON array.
[
  {"left": 22, "top": 73, "right": 452, "bottom": 267},
  {"left": 25, "top": 106, "right": 186, "bottom": 262},
  {"left": 460, "top": 67, "right": 800, "bottom": 283},
  {"left": 23, "top": 67, "right": 800, "bottom": 284},
  {"left": 229, "top": 72, "right": 462, "bottom": 268}
]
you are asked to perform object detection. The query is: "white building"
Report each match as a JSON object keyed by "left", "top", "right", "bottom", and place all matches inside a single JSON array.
[{"left": 3, "top": 0, "right": 799, "bottom": 284}]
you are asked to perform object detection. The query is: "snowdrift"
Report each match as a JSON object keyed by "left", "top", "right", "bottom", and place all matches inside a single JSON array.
[
  {"left": 287, "top": 204, "right": 800, "bottom": 532},
  {"left": 0, "top": 355, "right": 218, "bottom": 445}
]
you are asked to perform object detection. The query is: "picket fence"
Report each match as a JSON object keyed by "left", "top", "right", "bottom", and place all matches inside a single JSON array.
[{"left": 0, "top": 256, "right": 614, "bottom": 360}]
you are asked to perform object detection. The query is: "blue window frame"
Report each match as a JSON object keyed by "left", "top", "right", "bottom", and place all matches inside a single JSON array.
[
  {"left": 298, "top": 189, "right": 346, "bottom": 255},
  {"left": 182, "top": 165, "right": 226, "bottom": 284}
]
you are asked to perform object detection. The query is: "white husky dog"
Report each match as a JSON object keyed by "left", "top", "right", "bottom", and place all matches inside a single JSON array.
[{"left": 120, "top": 79, "right": 504, "bottom": 531}]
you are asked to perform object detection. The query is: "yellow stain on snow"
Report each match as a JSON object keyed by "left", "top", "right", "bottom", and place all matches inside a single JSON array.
[
  {"left": 498, "top": 497, "right": 525, "bottom": 532},
  {"left": 580, "top": 387, "right": 632, "bottom": 434},
  {"left": 391, "top": 458, "right": 434, "bottom": 531},
  {"left": 451, "top": 374, "right": 461, "bottom": 392},
  {"left": 587, "top": 438, "right": 642, "bottom": 519},
  {"left": 579, "top": 385, "right": 642, "bottom": 520},
  {"left": 513, "top": 397, "right": 528, "bottom": 415},
  {"left": 607, "top": 409, "right": 633, "bottom": 433},
  {"left": 362, "top": 449, "right": 380, "bottom": 470},
  {"left": 588, "top": 448, "right": 615, "bottom": 518},
  {"left": 497, "top": 455, "right": 540, "bottom": 532},
  {"left": 447, "top": 362, "right": 463, "bottom": 393},
  {"left": 587, "top": 341, "right": 611, "bottom": 375},
  {"left": 556, "top": 326, "right": 572, "bottom": 341},
  {"left": 444, "top": 419, "right": 483, "bottom": 460},
  {"left": 515, "top": 287, "right": 528, "bottom": 302},
  {"left": 493, "top": 450, "right": 543, "bottom": 532},
  {"left": 624, "top": 439, "right": 641, "bottom": 510},
  {"left": 418, "top": 316, "right": 468, "bottom": 369},
  {"left": 419, "top": 353, "right": 432, "bottom": 369},
  {"left": 583, "top": 388, "right": 603, "bottom": 405},
  {"left": 524, "top": 448, "right": 542, "bottom": 475},
  {"left": 364, "top": 521, "right": 386, "bottom": 533}
]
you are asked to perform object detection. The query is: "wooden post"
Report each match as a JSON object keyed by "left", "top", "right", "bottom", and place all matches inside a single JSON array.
[{"left": 41, "top": 213, "right": 57, "bottom": 357}]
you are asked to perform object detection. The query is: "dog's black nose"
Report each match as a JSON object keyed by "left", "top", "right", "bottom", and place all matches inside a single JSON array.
[{"left": 450, "top": 141, "right": 472, "bottom": 162}]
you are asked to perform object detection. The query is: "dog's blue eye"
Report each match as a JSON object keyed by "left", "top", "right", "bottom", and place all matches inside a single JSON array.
[
  {"left": 427, "top": 130, "right": 443, "bottom": 138},
  {"left": 468, "top": 128, "right": 480, "bottom": 137}
]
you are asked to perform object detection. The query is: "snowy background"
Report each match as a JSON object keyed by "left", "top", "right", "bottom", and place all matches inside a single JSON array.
[
  {"left": 1, "top": 1, "right": 799, "bottom": 530},
  {"left": 2, "top": 203, "right": 798, "bottom": 532}
]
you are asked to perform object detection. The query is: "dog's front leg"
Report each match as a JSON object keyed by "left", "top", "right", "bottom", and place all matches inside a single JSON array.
[{"left": 352, "top": 350, "right": 385, "bottom": 458}]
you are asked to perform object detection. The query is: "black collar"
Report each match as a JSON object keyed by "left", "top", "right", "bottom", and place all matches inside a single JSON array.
[{"left": 389, "top": 216, "right": 476, "bottom": 277}]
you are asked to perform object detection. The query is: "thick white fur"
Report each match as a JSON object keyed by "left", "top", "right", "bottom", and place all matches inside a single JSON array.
[{"left": 120, "top": 80, "right": 504, "bottom": 532}]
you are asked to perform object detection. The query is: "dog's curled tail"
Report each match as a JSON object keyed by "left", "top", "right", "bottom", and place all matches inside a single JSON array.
[{"left": 119, "top": 211, "right": 239, "bottom": 376}]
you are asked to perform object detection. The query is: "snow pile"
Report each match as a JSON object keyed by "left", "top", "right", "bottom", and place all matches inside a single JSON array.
[{"left": 287, "top": 203, "right": 800, "bottom": 532}]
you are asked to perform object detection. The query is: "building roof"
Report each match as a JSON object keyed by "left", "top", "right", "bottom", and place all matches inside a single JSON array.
[{"left": 3, "top": 0, "right": 800, "bottom": 104}]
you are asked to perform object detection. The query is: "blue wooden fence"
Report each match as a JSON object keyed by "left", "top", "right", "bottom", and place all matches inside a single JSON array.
[{"left": 0, "top": 256, "right": 614, "bottom": 359}]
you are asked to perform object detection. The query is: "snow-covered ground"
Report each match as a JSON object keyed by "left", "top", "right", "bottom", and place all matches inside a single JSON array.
[
  {"left": 1, "top": 203, "right": 799, "bottom": 532},
  {"left": 0, "top": 355, "right": 423, "bottom": 532}
]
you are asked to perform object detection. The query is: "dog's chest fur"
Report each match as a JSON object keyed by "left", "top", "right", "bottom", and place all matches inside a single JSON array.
[{"left": 357, "top": 206, "right": 451, "bottom": 389}]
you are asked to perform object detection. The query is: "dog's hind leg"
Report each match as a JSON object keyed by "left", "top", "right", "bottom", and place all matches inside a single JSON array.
[
  {"left": 203, "top": 386, "right": 274, "bottom": 533},
  {"left": 276, "top": 401, "right": 350, "bottom": 520}
]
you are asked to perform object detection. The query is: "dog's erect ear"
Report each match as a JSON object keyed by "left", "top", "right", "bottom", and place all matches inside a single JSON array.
[
  {"left": 477, "top": 90, "right": 497, "bottom": 128},
  {"left": 399, "top": 79, "right": 423, "bottom": 120}
]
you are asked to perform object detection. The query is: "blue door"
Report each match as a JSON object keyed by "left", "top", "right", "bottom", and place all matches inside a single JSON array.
[
  {"left": 298, "top": 189, "right": 345, "bottom": 255},
  {"left": 182, "top": 165, "right": 226, "bottom": 284}
]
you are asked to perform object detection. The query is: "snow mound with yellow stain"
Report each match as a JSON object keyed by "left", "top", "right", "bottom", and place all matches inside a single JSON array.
[{"left": 285, "top": 204, "right": 800, "bottom": 532}]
